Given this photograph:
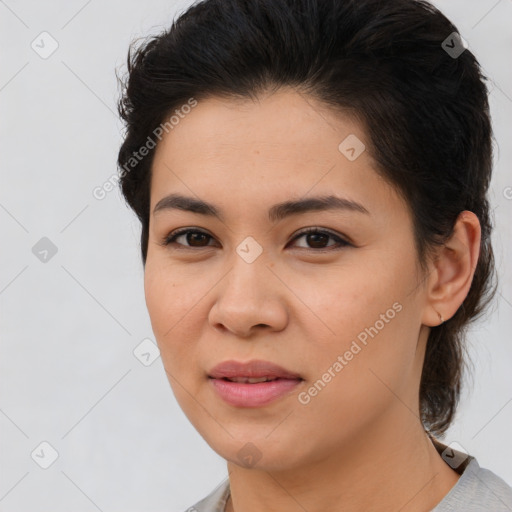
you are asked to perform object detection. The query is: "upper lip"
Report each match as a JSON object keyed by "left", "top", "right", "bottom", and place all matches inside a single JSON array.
[{"left": 208, "top": 359, "right": 303, "bottom": 380}]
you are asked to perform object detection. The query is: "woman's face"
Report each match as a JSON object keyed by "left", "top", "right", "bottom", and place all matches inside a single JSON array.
[{"left": 144, "top": 88, "right": 432, "bottom": 470}]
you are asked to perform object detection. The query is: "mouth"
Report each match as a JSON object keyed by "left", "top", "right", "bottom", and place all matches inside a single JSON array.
[
  {"left": 208, "top": 359, "right": 303, "bottom": 380},
  {"left": 216, "top": 376, "right": 291, "bottom": 383},
  {"left": 207, "top": 359, "right": 304, "bottom": 407}
]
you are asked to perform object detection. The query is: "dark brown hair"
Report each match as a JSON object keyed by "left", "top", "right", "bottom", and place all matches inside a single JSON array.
[{"left": 117, "top": 0, "right": 497, "bottom": 436}]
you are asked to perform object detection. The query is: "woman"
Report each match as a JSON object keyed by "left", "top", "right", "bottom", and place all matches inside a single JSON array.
[{"left": 116, "top": 0, "right": 512, "bottom": 510}]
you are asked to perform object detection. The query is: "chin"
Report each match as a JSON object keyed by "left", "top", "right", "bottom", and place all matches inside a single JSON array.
[{"left": 203, "top": 432, "right": 306, "bottom": 471}]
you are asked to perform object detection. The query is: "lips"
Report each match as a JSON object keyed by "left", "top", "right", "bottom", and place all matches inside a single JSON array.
[
  {"left": 208, "top": 359, "right": 303, "bottom": 407},
  {"left": 208, "top": 359, "right": 303, "bottom": 381}
]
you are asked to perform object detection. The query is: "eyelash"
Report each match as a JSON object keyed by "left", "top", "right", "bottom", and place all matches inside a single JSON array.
[{"left": 160, "top": 227, "right": 351, "bottom": 252}]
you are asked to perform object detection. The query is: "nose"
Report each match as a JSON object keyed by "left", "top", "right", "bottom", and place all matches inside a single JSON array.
[{"left": 208, "top": 251, "right": 289, "bottom": 338}]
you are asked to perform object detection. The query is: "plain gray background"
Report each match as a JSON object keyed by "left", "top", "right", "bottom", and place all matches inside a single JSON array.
[{"left": 0, "top": 0, "right": 511, "bottom": 511}]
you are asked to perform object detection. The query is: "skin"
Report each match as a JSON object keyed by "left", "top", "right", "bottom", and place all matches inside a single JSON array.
[{"left": 144, "top": 87, "right": 481, "bottom": 512}]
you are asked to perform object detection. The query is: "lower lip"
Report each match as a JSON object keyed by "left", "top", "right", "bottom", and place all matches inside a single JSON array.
[{"left": 209, "top": 378, "right": 303, "bottom": 407}]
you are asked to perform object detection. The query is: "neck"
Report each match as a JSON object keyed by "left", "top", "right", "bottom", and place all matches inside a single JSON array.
[{"left": 225, "top": 409, "right": 460, "bottom": 512}]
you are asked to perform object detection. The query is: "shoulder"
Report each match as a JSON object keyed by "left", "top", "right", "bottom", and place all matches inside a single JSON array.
[
  {"left": 433, "top": 457, "right": 512, "bottom": 512},
  {"left": 182, "top": 479, "right": 231, "bottom": 512}
]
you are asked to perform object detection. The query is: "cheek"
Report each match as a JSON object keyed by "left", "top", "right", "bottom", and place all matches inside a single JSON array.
[
  {"left": 298, "top": 258, "right": 418, "bottom": 401},
  {"left": 301, "top": 260, "right": 400, "bottom": 347},
  {"left": 292, "top": 303, "right": 415, "bottom": 449},
  {"left": 145, "top": 257, "right": 198, "bottom": 326},
  {"left": 143, "top": 261, "right": 206, "bottom": 360},
  {"left": 143, "top": 262, "right": 209, "bottom": 408}
]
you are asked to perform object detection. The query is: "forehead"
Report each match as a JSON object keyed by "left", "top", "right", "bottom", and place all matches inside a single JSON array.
[
  {"left": 149, "top": 88, "right": 402, "bottom": 219},
  {"left": 153, "top": 88, "right": 362, "bottom": 166}
]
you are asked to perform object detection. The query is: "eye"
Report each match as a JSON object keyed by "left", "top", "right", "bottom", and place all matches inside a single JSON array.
[
  {"left": 289, "top": 227, "right": 351, "bottom": 251},
  {"left": 160, "top": 227, "right": 351, "bottom": 251},
  {"left": 161, "top": 228, "right": 217, "bottom": 249}
]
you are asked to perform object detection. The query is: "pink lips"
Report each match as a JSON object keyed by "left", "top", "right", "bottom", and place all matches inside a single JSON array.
[{"left": 208, "top": 359, "right": 303, "bottom": 407}]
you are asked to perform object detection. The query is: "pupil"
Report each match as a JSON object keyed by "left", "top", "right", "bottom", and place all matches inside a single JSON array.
[
  {"left": 189, "top": 232, "right": 207, "bottom": 246},
  {"left": 308, "top": 233, "right": 328, "bottom": 248}
]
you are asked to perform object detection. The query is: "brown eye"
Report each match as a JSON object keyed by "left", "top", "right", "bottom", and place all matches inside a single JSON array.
[
  {"left": 183, "top": 231, "right": 211, "bottom": 247},
  {"left": 289, "top": 228, "right": 350, "bottom": 251},
  {"left": 298, "top": 231, "right": 330, "bottom": 249},
  {"left": 162, "top": 229, "right": 216, "bottom": 248},
  {"left": 161, "top": 227, "right": 350, "bottom": 252}
]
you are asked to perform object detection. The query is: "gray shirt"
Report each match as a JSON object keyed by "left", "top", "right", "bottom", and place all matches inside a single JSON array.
[{"left": 185, "top": 454, "right": 512, "bottom": 511}]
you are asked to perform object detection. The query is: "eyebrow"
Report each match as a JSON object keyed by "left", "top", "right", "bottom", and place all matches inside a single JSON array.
[{"left": 153, "top": 193, "right": 370, "bottom": 222}]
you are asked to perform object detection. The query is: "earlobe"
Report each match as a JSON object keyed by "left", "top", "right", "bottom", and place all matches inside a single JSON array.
[{"left": 422, "top": 210, "right": 481, "bottom": 327}]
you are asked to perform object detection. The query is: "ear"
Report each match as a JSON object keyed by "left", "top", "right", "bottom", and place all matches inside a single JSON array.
[{"left": 422, "top": 211, "right": 481, "bottom": 327}]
